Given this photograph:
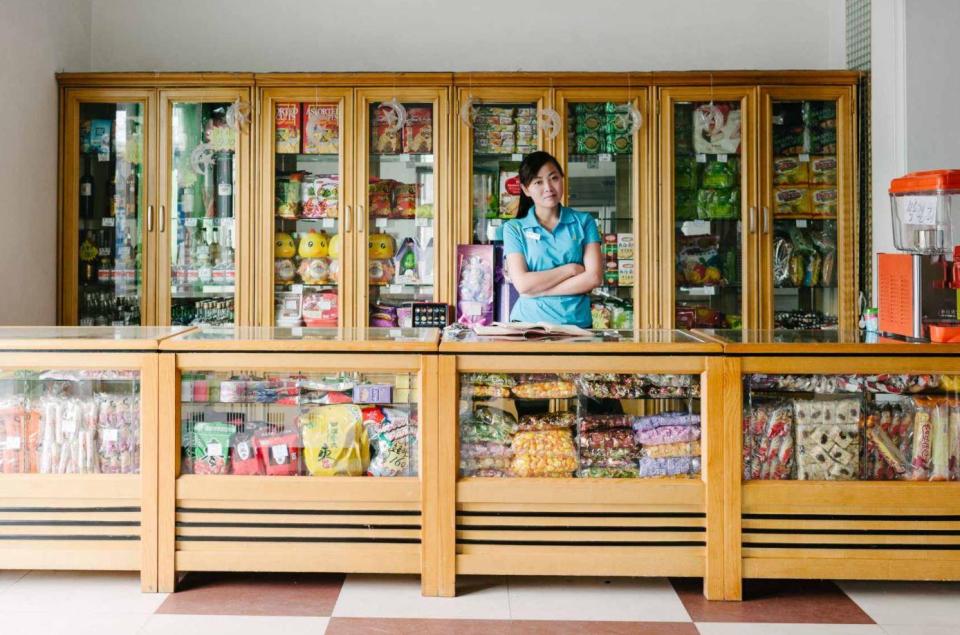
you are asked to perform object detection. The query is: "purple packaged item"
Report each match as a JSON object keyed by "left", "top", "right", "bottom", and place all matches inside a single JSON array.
[
  {"left": 353, "top": 384, "right": 392, "bottom": 404},
  {"left": 456, "top": 244, "right": 495, "bottom": 326},
  {"left": 635, "top": 425, "right": 701, "bottom": 446},
  {"left": 632, "top": 412, "right": 700, "bottom": 433},
  {"left": 638, "top": 455, "right": 701, "bottom": 478}
]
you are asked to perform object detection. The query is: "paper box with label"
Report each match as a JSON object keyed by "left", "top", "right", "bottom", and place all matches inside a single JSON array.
[
  {"left": 618, "top": 260, "right": 635, "bottom": 286},
  {"left": 617, "top": 233, "right": 634, "bottom": 260}
]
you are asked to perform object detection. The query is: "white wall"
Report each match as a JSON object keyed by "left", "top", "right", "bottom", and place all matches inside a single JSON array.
[
  {"left": 0, "top": 0, "right": 91, "bottom": 324},
  {"left": 89, "top": 0, "right": 842, "bottom": 71},
  {"left": 870, "top": 0, "right": 960, "bottom": 302}
]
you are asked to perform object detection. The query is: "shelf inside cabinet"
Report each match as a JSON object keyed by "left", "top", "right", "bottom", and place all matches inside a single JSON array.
[{"left": 371, "top": 153, "right": 434, "bottom": 164}]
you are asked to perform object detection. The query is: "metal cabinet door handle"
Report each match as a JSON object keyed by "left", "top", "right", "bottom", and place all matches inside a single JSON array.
[
  {"left": 344, "top": 205, "right": 352, "bottom": 233},
  {"left": 762, "top": 206, "right": 770, "bottom": 235},
  {"left": 160, "top": 206, "right": 166, "bottom": 233},
  {"left": 748, "top": 206, "right": 756, "bottom": 233},
  {"left": 147, "top": 205, "right": 154, "bottom": 232},
  {"left": 357, "top": 204, "right": 365, "bottom": 233}
]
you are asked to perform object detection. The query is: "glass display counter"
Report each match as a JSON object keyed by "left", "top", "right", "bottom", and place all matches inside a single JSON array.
[
  {"left": 437, "top": 330, "right": 725, "bottom": 598},
  {"left": 703, "top": 329, "right": 960, "bottom": 600},
  {"left": 0, "top": 326, "right": 188, "bottom": 592},
  {"left": 157, "top": 327, "right": 440, "bottom": 593}
]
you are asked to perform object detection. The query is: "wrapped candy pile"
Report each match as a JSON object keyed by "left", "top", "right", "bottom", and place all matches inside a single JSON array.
[
  {"left": 633, "top": 412, "right": 702, "bottom": 478},
  {"left": 576, "top": 415, "right": 639, "bottom": 478}
]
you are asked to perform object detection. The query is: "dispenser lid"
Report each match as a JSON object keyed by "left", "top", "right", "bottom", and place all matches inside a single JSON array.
[{"left": 890, "top": 170, "right": 960, "bottom": 194}]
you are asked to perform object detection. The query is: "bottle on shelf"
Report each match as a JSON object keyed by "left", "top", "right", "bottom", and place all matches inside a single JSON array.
[
  {"left": 115, "top": 230, "right": 135, "bottom": 296},
  {"left": 215, "top": 151, "right": 234, "bottom": 218},
  {"left": 97, "top": 229, "right": 113, "bottom": 283},
  {"left": 196, "top": 226, "right": 213, "bottom": 288},
  {"left": 125, "top": 167, "right": 137, "bottom": 216},
  {"left": 79, "top": 231, "right": 98, "bottom": 283},
  {"left": 79, "top": 155, "right": 94, "bottom": 220}
]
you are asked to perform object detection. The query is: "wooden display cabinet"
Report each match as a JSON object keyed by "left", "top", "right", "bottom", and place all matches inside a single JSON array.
[
  {"left": 709, "top": 331, "right": 960, "bottom": 600},
  {"left": 157, "top": 328, "right": 441, "bottom": 593},
  {"left": 0, "top": 327, "right": 188, "bottom": 592},
  {"left": 436, "top": 333, "right": 726, "bottom": 598}
]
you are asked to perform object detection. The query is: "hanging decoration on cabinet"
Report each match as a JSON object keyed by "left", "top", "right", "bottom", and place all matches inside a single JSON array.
[
  {"left": 459, "top": 96, "right": 478, "bottom": 128},
  {"left": 190, "top": 141, "right": 215, "bottom": 176},
  {"left": 695, "top": 102, "right": 725, "bottom": 132},
  {"left": 538, "top": 107, "right": 562, "bottom": 140},
  {"left": 225, "top": 99, "right": 252, "bottom": 132},
  {"left": 380, "top": 97, "right": 407, "bottom": 134},
  {"left": 616, "top": 102, "right": 643, "bottom": 136}
]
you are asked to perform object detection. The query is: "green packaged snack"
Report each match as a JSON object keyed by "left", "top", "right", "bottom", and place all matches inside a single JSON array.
[
  {"left": 611, "top": 306, "right": 634, "bottom": 329},
  {"left": 810, "top": 129, "right": 837, "bottom": 154},
  {"left": 576, "top": 113, "right": 604, "bottom": 133},
  {"left": 773, "top": 130, "right": 806, "bottom": 156},
  {"left": 460, "top": 406, "right": 518, "bottom": 445},
  {"left": 605, "top": 105, "right": 632, "bottom": 135},
  {"left": 701, "top": 159, "right": 738, "bottom": 189},
  {"left": 604, "top": 133, "right": 632, "bottom": 154},
  {"left": 675, "top": 155, "right": 699, "bottom": 190},
  {"left": 576, "top": 131, "right": 602, "bottom": 154},
  {"left": 675, "top": 189, "right": 698, "bottom": 221},
  {"left": 191, "top": 421, "right": 236, "bottom": 475},
  {"left": 804, "top": 102, "right": 837, "bottom": 129},
  {"left": 574, "top": 103, "right": 605, "bottom": 116},
  {"left": 696, "top": 188, "right": 740, "bottom": 220}
]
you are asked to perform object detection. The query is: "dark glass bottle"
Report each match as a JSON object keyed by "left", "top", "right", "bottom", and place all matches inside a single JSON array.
[{"left": 79, "top": 155, "right": 94, "bottom": 219}]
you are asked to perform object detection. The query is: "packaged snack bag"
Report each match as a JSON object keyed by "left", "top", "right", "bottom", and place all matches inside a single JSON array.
[
  {"left": 795, "top": 398, "right": 861, "bottom": 480},
  {"left": 773, "top": 157, "right": 810, "bottom": 185},
  {"left": 394, "top": 184, "right": 417, "bottom": 218},
  {"left": 675, "top": 189, "right": 698, "bottom": 221},
  {"left": 692, "top": 104, "right": 741, "bottom": 154},
  {"left": 498, "top": 164, "right": 521, "bottom": 218},
  {"left": 275, "top": 103, "right": 301, "bottom": 154},
  {"left": 774, "top": 186, "right": 811, "bottom": 216},
  {"left": 675, "top": 155, "right": 699, "bottom": 190},
  {"left": 811, "top": 187, "right": 838, "bottom": 216},
  {"left": 301, "top": 175, "right": 339, "bottom": 218},
  {"left": 402, "top": 106, "right": 433, "bottom": 154},
  {"left": 518, "top": 411, "right": 575, "bottom": 432},
  {"left": 575, "top": 112, "right": 604, "bottom": 133},
  {"left": 460, "top": 405, "right": 517, "bottom": 445},
  {"left": 696, "top": 188, "right": 740, "bottom": 220},
  {"left": 255, "top": 429, "right": 301, "bottom": 476},
  {"left": 231, "top": 423, "right": 264, "bottom": 475},
  {"left": 811, "top": 128, "right": 837, "bottom": 154},
  {"left": 301, "top": 103, "right": 339, "bottom": 154},
  {"left": 372, "top": 105, "right": 401, "bottom": 154},
  {"left": 701, "top": 159, "right": 738, "bottom": 189},
  {"left": 510, "top": 429, "right": 578, "bottom": 477},
  {"left": 805, "top": 102, "right": 837, "bottom": 129},
  {"left": 366, "top": 407, "right": 417, "bottom": 477},
  {"left": 575, "top": 131, "right": 602, "bottom": 154},
  {"left": 300, "top": 404, "right": 368, "bottom": 476},
  {"left": 368, "top": 179, "right": 396, "bottom": 217},
  {"left": 192, "top": 421, "right": 235, "bottom": 475},
  {"left": 810, "top": 156, "right": 837, "bottom": 185}
]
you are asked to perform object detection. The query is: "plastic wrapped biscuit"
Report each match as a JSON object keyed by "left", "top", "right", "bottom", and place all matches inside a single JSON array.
[
  {"left": 510, "top": 429, "right": 578, "bottom": 477},
  {"left": 518, "top": 411, "right": 575, "bottom": 432},
  {"left": 512, "top": 377, "right": 577, "bottom": 399},
  {"left": 743, "top": 401, "right": 795, "bottom": 480},
  {"left": 795, "top": 398, "right": 861, "bottom": 480}
]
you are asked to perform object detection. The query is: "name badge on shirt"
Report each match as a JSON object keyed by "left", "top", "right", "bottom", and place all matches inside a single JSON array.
[{"left": 523, "top": 230, "right": 540, "bottom": 241}]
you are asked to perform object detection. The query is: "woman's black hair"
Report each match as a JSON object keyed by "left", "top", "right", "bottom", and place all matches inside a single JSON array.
[{"left": 516, "top": 150, "right": 564, "bottom": 218}]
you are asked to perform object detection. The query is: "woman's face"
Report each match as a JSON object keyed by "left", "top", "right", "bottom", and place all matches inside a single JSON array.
[{"left": 521, "top": 162, "right": 564, "bottom": 210}]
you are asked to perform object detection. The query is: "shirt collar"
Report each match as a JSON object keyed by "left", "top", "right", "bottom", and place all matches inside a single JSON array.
[{"left": 520, "top": 206, "right": 571, "bottom": 230}]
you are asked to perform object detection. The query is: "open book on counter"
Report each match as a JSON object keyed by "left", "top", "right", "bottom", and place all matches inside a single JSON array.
[{"left": 471, "top": 322, "right": 593, "bottom": 340}]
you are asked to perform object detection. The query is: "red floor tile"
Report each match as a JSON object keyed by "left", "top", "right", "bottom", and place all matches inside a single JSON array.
[
  {"left": 670, "top": 577, "right": 874, "bottom": 624},
  {"left": 326, "top": 618, "right": 699, "bottom": 635},
  {"left": 156, "top": 571, "right": 344, "bottom": 617}
]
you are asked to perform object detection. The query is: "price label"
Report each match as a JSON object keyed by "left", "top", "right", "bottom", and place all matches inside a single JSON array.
[
  {"left": 103, "top": 429, "right": 119, "bottom": 442},
  {"left": 375, "top": 218, "right": 388, "bottom": 228},
  {"left": 683, "top": 286, "right": 716, "bottom": 296},
  {"left": 387, "top": 284, "right": 404, "bottom": 294},
  {"left": 696, "top": 153, "right": 707, "bottom": 163},
  {"left": 903, "top": 196, "right": 939, "bottom": 226},
  {"left": 291, "top": 284, "right": 304, "bottom": 294},
  {"left": 389, "top": 328, "right": 402, "bottom": 337},
  {"left": 319, "top": 300, "right": 332, "bottom": 310},
  {"left": 489, "top": 219, "right": 502, "bottom": 227},
  {"left": 796, "top": 219, "right": 808, "bottom": 228},
  {"left": 207, "top": 442, "right": 223, "bottom": 457},
  {"left": 322, "top": 218, "right": 336, "bottom": 228},
  {"left": 415, "top": 217, "right": 430, "bottom": 227},
  {"left": 717, "top": 154, "right": 728, "bottom": 163},
  {"left": 271, "top": 444, "right": 288, "bottom": 463},
  {"left": 101, "top": 217, "right": 115, "bottom": 227},
  {"left": 98, "top": 151, "right": 110, "bottom": 163},
  {"left": 599, "top": 153, "right": 613, "bottom": 162},
  {"left": 291, "top": 327, "right": 303, "bottom": 336},
  {"left": 681, "top": 220, "right": 711, "bottom": 236},
  {"left": 4, "top": 436, "right": 21, "bottom": 450},
  {"left": 511, "top": 153, "right": 523, "bottom": 161},
  {"left": 184, "top": 218, "right": 198, "bottom": 227},
  {"left": 398, "top": 154, "right": 411, "bottom": 162}
]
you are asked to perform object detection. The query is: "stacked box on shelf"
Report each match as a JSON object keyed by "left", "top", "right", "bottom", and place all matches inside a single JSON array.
[{"left": 772, "top": 101, "right": 838, "bottom": 218}]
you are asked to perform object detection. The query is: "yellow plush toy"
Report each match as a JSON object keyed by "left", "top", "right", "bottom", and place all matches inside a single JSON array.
[
  {"left": 298, "top": 230, "right": 329, "bottom": 259},
  {"left": 328, "top": 233, "right": 340, "bottom": 259},
  {"left": 368, "top": 233, "right": 396, "bottom": 260},
  {"left": 274, "top": 232, "right": 296, "bottom": 258}
]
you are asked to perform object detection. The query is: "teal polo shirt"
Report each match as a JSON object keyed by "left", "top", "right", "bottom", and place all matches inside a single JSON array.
[{"left": 502, "top": 206, "right": 601, "bottom": 327}]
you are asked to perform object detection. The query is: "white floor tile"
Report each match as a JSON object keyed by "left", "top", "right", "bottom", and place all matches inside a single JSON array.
[
  {"left": 0, "top": 570, "right": 168, "bottom": 615},
  {"left": 839, "top": 581, "right": 960, "bottom": 627},
  {"left": 332, "top": 574, "right": 510, "bottom": 619},
  {"left": 0, "top": 569, "right": 28, "bottom": 593},
  {"left": 881, "top": 627, "right": 960, "bottom": 635},
  {"left": 139, "top": 615, "right": 329, "bottom": 635},
  {"left": 0, "top": 611, "right": 150, "bottom": 635},
  {"left": 507, "top": 576, "right": 691, "bottom": 622},
  {"left": 697, "top": 624, "right": 886, "bottom": 635}
]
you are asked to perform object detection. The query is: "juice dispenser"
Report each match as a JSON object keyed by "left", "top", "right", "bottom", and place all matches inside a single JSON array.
[{"left": 879, "top": 170, "right": 960, "bottom": 341}]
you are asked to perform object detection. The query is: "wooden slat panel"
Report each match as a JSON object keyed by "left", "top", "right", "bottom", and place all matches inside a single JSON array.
[
  {"left": 743, "top": 481, "right": 960, "bottom": 515},
  {"left": 459, "top": 502, "right": 704, "bottom": 514},
  {"left": 177, "top": 512, "right": 417, "bottom": 526},
  {"left": 743, "top": 518, "right": 960, "bottom": 531},
  {"left": 0, "top": 476, "right": 140, "bottom": 499},
  {"left": 176, "top": 545, "right": 420, "bottom": 574},
  {"left": 743, "top": 547, "right": 960, "bottom": 560},
  {"left": 0, "top": 526, "right": 140, "bottom": 537},
  {"left": 456, "top": 516, "right": 705, "bottom": 528},
  {"left": 0, "top": 512, "right": 140, "bottom": 522},
  {"left": 176, "top": 475, "right": 420, "bottom": 503},
  {"left": 457, "top": 478, "right": 704, "bottom": 507},
  {"left": 457, "top": 546, "right": 704, "bottom": 577},
  {"left": 178, "top": 500, "right": 420, "bottom": 512},
  {"left": 457, "top": 530, "right": 705, "bottom": 543},
  {"left": 743, "top": 533, "right": 960, "bottom": 546},
  {"left": 0, "top": 544, "right": 139, "bottom": 570},
  {"left": 176, "top": 526, "right": 419, "bottom": 539},
  {"left": 744, "top": 556, "right": 960, "bottom": 581}
]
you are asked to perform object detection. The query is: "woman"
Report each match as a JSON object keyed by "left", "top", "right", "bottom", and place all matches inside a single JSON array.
[{"left": 503, "top": 151, "right": 603, "bottom": 327}]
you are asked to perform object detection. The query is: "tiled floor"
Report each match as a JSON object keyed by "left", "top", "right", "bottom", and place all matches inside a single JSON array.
[{"left": 0, "top": 570, "right": 957, "bottom": 634}]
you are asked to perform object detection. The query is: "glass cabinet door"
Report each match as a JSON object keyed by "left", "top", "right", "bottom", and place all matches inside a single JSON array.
[
  {"left": 263, "top": 90, "right": 352, "bottom": 328},
  {"left": 359, "top": 90, "right": 447, "bottom": 328},
  {"left": 163, "top": 93, "right": 247, "bottom": 327},
  {"left": 662, "top": 89, "right": 755, "bottom": 330},
  {"left": 69, "top": 97, "right": 149, "bottom": 326},
  {"left": 557, "top": 90, "right": 642, "bottom": 331},
  {"left": 760, "top": 88, "right": 854, "bottom": 330}
]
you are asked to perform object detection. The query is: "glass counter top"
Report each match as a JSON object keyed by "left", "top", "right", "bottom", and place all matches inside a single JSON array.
[
  {"left": 697, "top": 329, "right": 960, "bottom": 354},
  {"left": 161, "top": 326, "right": 439, "bottom": 351},
  {"left": 439, "top": 328, "right": 721, "bottom": 353},
  {"left": 0, "top": 326, "right": 192, "bottom": 350}
]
